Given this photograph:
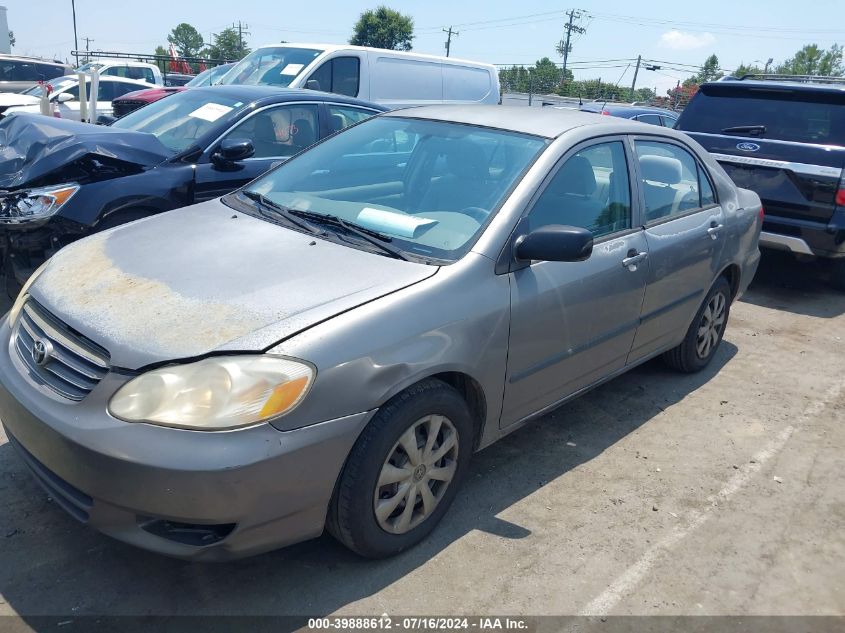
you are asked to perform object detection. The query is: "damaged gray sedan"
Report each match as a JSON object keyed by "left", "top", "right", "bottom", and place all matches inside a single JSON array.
[{"left": 0, "top": 106, "right": 762, "bottom": 560}]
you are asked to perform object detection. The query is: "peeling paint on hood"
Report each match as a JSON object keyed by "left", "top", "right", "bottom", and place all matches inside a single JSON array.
[{"left": 29, "top": 200, "right": 438, "bottom": 369}]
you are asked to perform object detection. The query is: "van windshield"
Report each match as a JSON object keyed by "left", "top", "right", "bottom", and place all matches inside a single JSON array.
[
  {"left": 219, "top": 47, "right": 323, "bottom": 87},
  {"left": 240, "top": 117, "right": 547, "bottom": 263}
]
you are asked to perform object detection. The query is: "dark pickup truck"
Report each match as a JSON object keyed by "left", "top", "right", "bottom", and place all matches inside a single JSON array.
[{"left": 676, "top": 77, "right": 845, "bottom": 289}]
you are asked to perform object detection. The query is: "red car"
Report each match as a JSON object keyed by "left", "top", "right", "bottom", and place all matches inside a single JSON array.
[{"left": 111, "top": 63, "right": 234, "bottom": 118}]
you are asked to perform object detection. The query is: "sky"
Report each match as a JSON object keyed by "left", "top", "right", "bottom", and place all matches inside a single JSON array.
[{"left": 5, "top": 0, "right": 845, "bottom": 94}]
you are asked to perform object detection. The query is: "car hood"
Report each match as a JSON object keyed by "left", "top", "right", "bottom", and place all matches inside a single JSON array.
[
  {"left": 0, "top": 92, "right": 40, "bottom": 107},
  {"left": 0, "top": 112, "right": 173, "bottom": 189},
  {"left": 28, "top": 200, "right": 439, "bottom": 369}
]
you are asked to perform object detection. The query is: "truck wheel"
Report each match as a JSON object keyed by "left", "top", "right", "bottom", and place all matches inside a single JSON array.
[
  {"left": 829, "top": 258, "right": 845, "bottom": 292},
  {"left": 663, "top": 276, "right": 732, "bottom": 373},
  {"left": 327, "top": 379, "right": 473, "bottom": 558}
]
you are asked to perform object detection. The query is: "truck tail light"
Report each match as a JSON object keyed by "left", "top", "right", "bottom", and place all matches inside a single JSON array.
[{"left": 835, "top": 189, "right": 845, "bottom": 207}]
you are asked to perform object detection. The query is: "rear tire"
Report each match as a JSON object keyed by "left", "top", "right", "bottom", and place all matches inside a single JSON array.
[
  {"left": 663, "top": 276, "right": 731, "bottom": 373},
  {"left": 327, "top": 379, "right": 473, "bottom": 558}
]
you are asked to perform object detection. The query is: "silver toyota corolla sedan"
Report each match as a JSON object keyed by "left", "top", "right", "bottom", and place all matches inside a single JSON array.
[{"left": 0, "top": 106, "right": 762, "bottom": 560}]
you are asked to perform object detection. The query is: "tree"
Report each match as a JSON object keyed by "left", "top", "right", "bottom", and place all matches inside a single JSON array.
[
  {"left": 684, "top": 54, "right": 723, "bottom": 87},
  {"left": 531, "top": 57, "right": 563, "bottom": 94},
  {"left": 775, "top": 44, "right": 843, "bottom": 76},
  {"left": 153, "top": 45, "right": 168, "bottom": 72},
  {"left": 733, "top": 62, "right": 764, "bottom": 78},
  {"left": 204, "top": 27, "right": 250, "bottom": 61},
  {"left": 350, "top": 6, "right": 414, "bottom": 51},
  {"left": 167, "top": 23, "right": 204, "bottom": 59},
  {"left": 8, "top": 31, "right": 14, "bottom": 49}
]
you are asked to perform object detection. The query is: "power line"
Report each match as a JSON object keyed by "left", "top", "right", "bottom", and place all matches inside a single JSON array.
[{"left": 556, "top": 9, "right": 588, "bottom": 83}]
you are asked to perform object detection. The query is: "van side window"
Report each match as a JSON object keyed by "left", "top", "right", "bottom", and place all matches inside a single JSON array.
[
  {"left": 635, "top": 140, "right": 712, "bottom": 222},
  {"left": 528, "top": 141, "right": 632, "bottom": 238},
  {"left": 305, "top": 57, "right": 360, "bottom": 97}
]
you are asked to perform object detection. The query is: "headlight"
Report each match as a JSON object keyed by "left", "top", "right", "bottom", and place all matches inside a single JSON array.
[
  {"left": 7, "top": 259, "right": 50, "bottom": 326},
  {"left": 108, "top": 355, "right": 315, "bottom": 430},
  {"left": 0, "top": 184, "right": 79, "bottom": 224}
]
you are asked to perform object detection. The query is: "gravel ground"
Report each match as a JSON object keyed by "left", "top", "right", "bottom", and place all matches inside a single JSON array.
[{"left": 0, "top": 250, "right": 843, "bottom": 625}]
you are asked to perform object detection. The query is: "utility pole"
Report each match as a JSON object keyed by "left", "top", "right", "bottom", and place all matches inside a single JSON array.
[
  {"left": 764, "top": 57, "right": 773, "bottom": 73},
  {"left": 630, "top": 54, "right": 641, "bottom": 100},
  {"left": 71, "top": 0, "right": 78, "bottom": 63},
  {"left": 234, "top": 21, "right": 250, "bottom": 58},
  {"left": 443, "top": 26, "right": 459, "bottom": 57},
  {"left": 81, "top": 36, "right": 93, "bottom": 63},
  {"left": 557, "top": 9, "right": 586, "bottom": 86}
]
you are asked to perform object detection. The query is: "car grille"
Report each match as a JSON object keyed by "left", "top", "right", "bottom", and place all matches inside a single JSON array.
[
  {"left": 6, "top": 430, "right": 93, "bottom": 522},
  {"left": 12, "top": 300, "right": 110, "bottom": 401},
  {"left": 111, "top": 100, "right": 146, "bottom": 118}
]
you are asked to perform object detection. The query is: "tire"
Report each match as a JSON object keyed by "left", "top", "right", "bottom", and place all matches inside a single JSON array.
[
  {"left": 327, "top": 379, "right": 473, "bottom": 558},
  {"left": 830, "top": 258, "right": 845, "bottom": 292},
  {"left": 663, "top": 276, "right": 731, "bottom": 373}
]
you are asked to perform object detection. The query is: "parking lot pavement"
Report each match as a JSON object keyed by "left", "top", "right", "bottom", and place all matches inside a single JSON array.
[{"left": 0, "top": 251, "right": 843, "bottom": 622}]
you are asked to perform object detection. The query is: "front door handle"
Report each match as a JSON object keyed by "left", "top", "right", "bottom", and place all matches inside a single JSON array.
[
  {"left": 622, "top": 250, "right": 648, "bottom": 270},
  {"left": 707, "top": 221, "right": 724, "bottom": 240}
]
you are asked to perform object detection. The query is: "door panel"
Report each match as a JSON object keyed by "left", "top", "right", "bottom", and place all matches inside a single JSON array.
[
  {"left": 628, "top": 139, "right": 726, "bottom": 362},
  {"left": 502, "top": 138, "right": 648, "bottom": 427},
  {"left": 504, "top": 232, "right": 649, "bottom": 426}
]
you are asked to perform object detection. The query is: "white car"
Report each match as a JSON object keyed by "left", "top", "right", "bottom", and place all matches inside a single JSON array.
[
  {"left": 0, "top": 75, "right": 155, "bottom": 121},
  {"left": 76, "top": 60, "right": 163, "bottom": 86}
]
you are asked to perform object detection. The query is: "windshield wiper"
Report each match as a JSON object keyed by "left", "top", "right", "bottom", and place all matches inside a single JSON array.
[
  {"left": 287, "top": 209, "right": 410, "bottom": 261},
  {"left": 721, "top": 125, "right": 766, "bottom": 136},
  {"left": 240, "top": 191, "right": 320, "bottom": 234}
]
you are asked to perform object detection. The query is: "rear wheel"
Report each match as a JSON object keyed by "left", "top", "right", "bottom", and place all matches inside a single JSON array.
[
  {"left": 327, "top": 379, "right": 473, "bottom": 558},
  {"left": 663, "top": 276, "right": 731, "bottom": 373}
]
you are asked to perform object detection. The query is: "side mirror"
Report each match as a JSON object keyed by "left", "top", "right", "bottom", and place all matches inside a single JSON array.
[
  {"left": 212, "top": 138, "right": 255, "bottom": 165},
  {"left": 55, "top": 92, "right": 76, "bottom": 103},
  {"left": 304, "top": 79, "right": 321, "bottom": 91},
  {"left": 96, "top": 114, "right": 116, "bottom": 125},
  {"left": 514, "top": 225, "right": 593, "bottom": 263}
]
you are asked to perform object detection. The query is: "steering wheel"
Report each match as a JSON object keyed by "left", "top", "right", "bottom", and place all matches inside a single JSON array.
[{"left": 457, "top": 206, "right": 489, "bottom": 223}]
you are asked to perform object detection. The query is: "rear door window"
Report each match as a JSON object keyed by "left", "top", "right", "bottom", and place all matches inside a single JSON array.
[
  {"left": 326, "top": 104, "right": 377, "bottom": 133},
  {"left": 637, "top": 114, "right": 663, "bottom": 126},
  {"left": 678, "top": 88, "right": 845, "bottom": 145},
  {"left": 635, "top": 140, "right": 715, "bottom": 222}
]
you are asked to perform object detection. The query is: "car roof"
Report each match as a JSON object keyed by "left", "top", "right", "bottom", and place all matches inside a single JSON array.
[
  {"left": 54, "top": 74, "right": 153, "bottom": 85},
  {"left": 186, "top": 84, "right": 388, "bottom": 110},
  {"left": 385, "top": 104, "right": 641, "bottom": 138},
  {"left": 580, "top": 102, "right": 678, "bottom": 116},
  {"left": 703, "top": 79, "right": 845, "bottom": 94},
  {"left": 0, "top": 55, "right": 69, "bottom": 66}
]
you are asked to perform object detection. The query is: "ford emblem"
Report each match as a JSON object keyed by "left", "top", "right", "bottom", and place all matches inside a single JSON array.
[{"left": 736, "top": 142, "right": 761, "bottom": 152}]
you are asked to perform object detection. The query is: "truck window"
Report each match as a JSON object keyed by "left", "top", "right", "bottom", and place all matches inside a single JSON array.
[
  {"left": 371, "top": 57, "right": 442, "bottom": 101},
  {"left": 305, "top": 57, "right": 360, "bottom": 97},
  {"left": 442, "top": 65, "right": 492, "bottom": 102},
  {"left": 0, "top": 60, "right": 39, "bottom": 81}
]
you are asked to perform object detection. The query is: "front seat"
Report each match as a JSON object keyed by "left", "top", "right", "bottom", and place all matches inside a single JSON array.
[
  {"left": 291, "top": 118, "right": 317, "bottom": 150},
  {"left": 415, "top": 140, "right": 491, "bottom": 213},
  {"left": 529, "top": 155, "right": 603, "bottom": 230}
]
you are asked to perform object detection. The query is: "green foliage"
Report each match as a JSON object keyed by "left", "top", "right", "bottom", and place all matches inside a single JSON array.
[
  {"left": 167, "top": 23, "right": 204, "bottom": 59},
  {"left": 8, "top": 31, "right": 14, "bottom": 48},
  {"left": 683, "top": 54, "right": 723, "bottom": 87},
  {"left": 153, "top": 45, "right": 168, "bottom": 72},
  {"left": 204, "top": 27, "right": 250, "bottom": 61},
  {"left": 499, "top": 60, "right": 654, "bottom": 102},
  {"left": 350, "top": 6, "right": 414, "bottom": 51},
  {"left": 732, "top": 62, "right": 764, "bottom": 78},
  {"left": 775, "top": 44, "right": 843, "bottom": 76}
]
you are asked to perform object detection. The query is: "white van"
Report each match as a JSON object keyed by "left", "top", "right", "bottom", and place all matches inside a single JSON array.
[
  {"left": 76, "top": 60, "right": 164, "bottom": 86},
  {"left": 218, "top": 43, "right": 500, "bottom": 108}
]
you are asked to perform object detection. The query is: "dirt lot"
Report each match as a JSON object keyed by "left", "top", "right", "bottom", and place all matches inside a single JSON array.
[{"left": 0, "top": 251, "right": 843, "bottom": 625}]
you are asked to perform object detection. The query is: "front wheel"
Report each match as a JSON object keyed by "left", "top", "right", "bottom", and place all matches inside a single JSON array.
[
  {"left": 663, "top": 276, "right": 731, "bottom": 373},
  {"left": 327, "top": 379, "right": 473, "bottom": 558}
]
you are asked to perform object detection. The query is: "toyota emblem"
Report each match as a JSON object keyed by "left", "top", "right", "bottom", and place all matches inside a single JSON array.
[{"left": 31, "top": 338, "right": 54, "bottom": 367}]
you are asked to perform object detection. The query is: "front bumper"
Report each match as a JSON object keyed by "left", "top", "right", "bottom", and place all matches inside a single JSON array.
[{"left": 0, "top": 327, "right": 372, "bottom": 560}]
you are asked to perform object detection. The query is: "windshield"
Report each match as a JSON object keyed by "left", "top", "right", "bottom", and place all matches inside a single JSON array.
[
  {"left": 111, "top": 90, "right": 245, "bottom": 152},
  {"left": 241, "top": 117, "right": 547, "bottom": 262},
  {"left": 219, "top": 46, "right": 323, "bottom": 87},
  {"left": 678, "top": 88, "right": 845, "bottom": 145},
  {"left": 22, "top": 77, "right": 75, "bottom": 98},
  {"left": 186, "top": 64, "right": 233, "bottom": 87}
]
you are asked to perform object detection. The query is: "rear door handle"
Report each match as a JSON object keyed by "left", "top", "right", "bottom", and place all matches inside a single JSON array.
[
  {"left": 707, "top": 222, "right": 724, "bottom": 239},
  {"left": 622, "top": 251, "right": 648, "bottom": 270}
]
